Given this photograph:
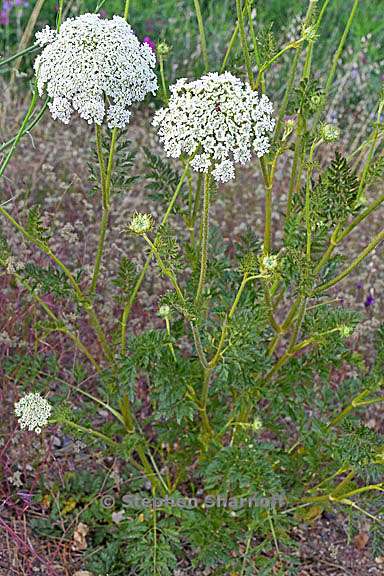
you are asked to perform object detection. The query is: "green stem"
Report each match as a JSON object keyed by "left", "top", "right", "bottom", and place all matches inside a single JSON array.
[
  {"left": 356, "top": 100, "right": 384, "bottom": 203},
  {"left": 220, "top": 2, "right": 248, "bottom": 73},
  {"left": 124, "top": 0, "right": 130, "bottom": 20},
  {"left": 165, "top": 317, "right": 177, "bottom": 361},
  {"left": 120, "top": 162, "right": 190, "bottom": 354},
  {"left": 313, "top": 0, "right": 359, "bottom": 128},
  {"left": 200, "top": 367, "right": 213, "bottom": 435},
  {"left": 305, "top": 141, "right": 318, "bottom": 261},
  {"left": 274, "top": 0, "right": 318, "bottom": 140},
  {"left": 255, "top": 40, "right": 304, "bottom": 90},
  {"left": 143, "top": 234, "right": 187, "bottom": 307},
  {"left": 0, "top": 99, "right": 48, "bottom": 153},
  {"left": 56, "top": 0, "right": 64, "bottom": 31},
  {"left": 0, "top": 205, "right": 113, "bottom": 361},
  {"left": 90, "top": 127, "right": 118, "bottom": 297},
  {"left": 236, "top": 0, "right": 254, "bottom": 85},
  {"left": 15, "top": 274, "right": 100, "bottom": 371},
  {"left": 314, "top": 229, "right": 384, "bottom": 295},
  {"left": 191, "top": 322, "right": 208, "bottom": 368},
  {"left": 261, "top": 157, "right": 273, "bottom": 254},
  {"left": 246, "top": 0, "right": 264, "bottom": 90},
  {"left": 338, "top": 192, "right": 384, "bottom": 242},
  {"left": 159, "top": 56, "right": 168, "bottom": 103},
  {"left": 263, "top": 282, "right": 281, "bottom": 333},
  {"left": 0, "top": 45, "right": 39, "bottom": 68},
  {"left": 0, "top": 84, "right": 38, "bottom": 178},
  {"left": 286, "top": 114, "right": 305, "bottom": 218},
  {"left": 195, "top": 170, "right": 211, "bottom": 305},
  {"left": 193, "top": 0, "right": 209, "bottom": 72},
  {"left": 95, "top": 124, "right": 106, "bottom": 193},
  {"left": 329, "top": 389, "right": 371, "bottom": 427},
  {"left": 60, "top": 419, "right": 118, "bottom": 446}
]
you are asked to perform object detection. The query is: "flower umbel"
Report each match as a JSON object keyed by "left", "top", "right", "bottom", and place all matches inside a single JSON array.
[
  {"left": 320, "top": 123, "right": 341, "bottom": 143},
  {"left": 34, "top": 13, "right": 158, "bottom": 128},
  {"left": 127, "top": 212, "right": 154, "bottom": 235},
  {"left": 259, "top": 254, "right": 279, "bottom": 278},
  {"left": 14, "top": 393, "right": 52, "bottom": 434},
  {"left": 152, "top": 72, "right": 275, "bottom": 183}
]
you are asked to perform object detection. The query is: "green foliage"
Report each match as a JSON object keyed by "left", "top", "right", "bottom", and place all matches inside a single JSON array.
[
  {"left": 22, "top": 263, "right": 72, "bottom": 298},
  {"left": 112, "top": 256, "right": 138, "bottom": 302},
  {"left": 89, "top": 130, "right": 137, "bottom": 196},
  {"left": 310, "top": 152, "right": 360, "bottom": 226},
  {"left": 0, "top": 227, "right": 11, "bottom": 266},
  {"left": 143, "top": 147, "right": 185, "bottom": 213},
  {"left": 26, "top": 205, "right": 51, "bottom": 245},
  {"left": 335, "top": 420, "right": 384, "bottom": 472},
  {"left": 289, "top": 78, "right": 323, "bottom": 118},
  {"left": 154, "top": 224, "right": 182, "bottom": 272},
  {"left": 3, "top": 2, "right": 384, "bottom": 574}
]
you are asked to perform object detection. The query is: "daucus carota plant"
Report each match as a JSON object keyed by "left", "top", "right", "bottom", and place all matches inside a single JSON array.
[{"left": 2, "top": 0, "right": 384, "bottom": 573}]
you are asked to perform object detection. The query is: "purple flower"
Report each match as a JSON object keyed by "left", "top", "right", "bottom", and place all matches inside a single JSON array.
[
  {"left": 143, "top": 36, "right": 156, "bottom": 53},
  {"left": 0, "top": 10, "right": 9, "bottom": 24},
  {"left": 364, "top": 294, "right": 375, "bottom": 308},
  {"left": 17, "top": 492, "right": 33, "bottom": 505},
  {"left": 0, "top": 0, "right": 28, "bottom": 25}
]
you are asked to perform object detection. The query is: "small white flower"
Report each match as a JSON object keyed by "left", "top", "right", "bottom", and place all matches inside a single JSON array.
[
  {"left": 14, "top": 393, "right": 52, "bottom": 434},
  {"left": 212, "top": 159, "right": 235, "bottom": 183},
  {"left": 34, "top": 13, "right": 157, "bottom": 128},
  {"left": 35, "top": 25, "right": 57, "bottom": 47},
  {"left": 153, "top": 72, "right": 275, "bottom": 183}
]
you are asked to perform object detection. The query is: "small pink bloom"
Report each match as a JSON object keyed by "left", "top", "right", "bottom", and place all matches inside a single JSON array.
[{"left": 143, "top": 36, "right": 156, "bottom": 53}]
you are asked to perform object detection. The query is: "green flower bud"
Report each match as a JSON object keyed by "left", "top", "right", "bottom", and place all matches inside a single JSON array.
[
  {"left": 158, "top": 304, "right": 171, "bottom": 318},
  {"left": 252, "top": 417, "right": 263, "bottom": 432},
  {"left": 339, "top": 325, "right": 353, "bottom": 337},
  {"left": 320, "top": 123, "right": 341, "bottom": 143},
  {"left": 157, "top": 41, "right": 171, "bottom": 59},
  {"left": 259, "top": 254, "right": 279, "bottom": 278},
  {"left": 127, "top": 212, "right": 154, "bottom": 235}
]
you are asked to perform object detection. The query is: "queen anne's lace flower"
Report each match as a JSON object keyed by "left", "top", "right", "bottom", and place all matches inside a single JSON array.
[
  {"left": 34, "top": 13, "right": 157, "bottom": 128},
  {"left": 14, "top": 393, "right": 52, "bottom": 434},
  {"left": 153, "top": 72, "right": 275, "bottom": 183}
]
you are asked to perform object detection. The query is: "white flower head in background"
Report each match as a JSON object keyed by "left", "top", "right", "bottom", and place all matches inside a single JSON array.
[
  {"left": 14, "top": 393, "right": 52, "bottom": 434},
  {"left": 152, "top": 72, "right": 275, "bottom": 183},
  {"left": 34, "top": 13, "right": 158, "bottom": 128}
]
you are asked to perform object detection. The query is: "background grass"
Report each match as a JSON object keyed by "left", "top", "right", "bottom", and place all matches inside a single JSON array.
[{"left": 1, "top": 0, "right": 383, "bottom": 75}]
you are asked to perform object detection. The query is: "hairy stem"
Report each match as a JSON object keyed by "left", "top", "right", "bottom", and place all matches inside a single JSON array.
[
  {"left": 90, "top": 127, "right": 118, "bottom": 297},
  {"left": 314, "top": 229, "right": 384, "bottom": 294},
  {"left": 236, "top": 0, "right": 254, "bottom": 85},
  {"left": 193, "top": 0, "right": 209, "bottom": 72},
  {"left": 195, "top": 170, "right": 211, "bottom": 305},
  {"left": 120, "top": 162, "right": 190, "bottom": 354}
]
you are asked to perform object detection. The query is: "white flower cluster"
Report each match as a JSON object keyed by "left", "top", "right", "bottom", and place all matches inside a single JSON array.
[
  {"left": 152, "top": 72, "right": 275, "bottom": 183},
  {"left": 34, "top": 13, "right": 157, "bottom": 128},
  {"left": 14, "top": 393, "right": 52, "bottom": 434}
]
